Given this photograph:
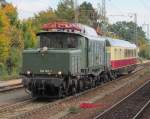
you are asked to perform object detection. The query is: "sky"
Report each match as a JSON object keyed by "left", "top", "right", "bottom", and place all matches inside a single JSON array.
[{"left": 6, "top": 0, "right": 150, "bottom": 37}]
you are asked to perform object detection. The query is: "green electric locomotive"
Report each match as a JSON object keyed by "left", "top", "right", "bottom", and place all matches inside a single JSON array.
[{"left": 21, "top": 22, "right": 137, "bottom": 98}]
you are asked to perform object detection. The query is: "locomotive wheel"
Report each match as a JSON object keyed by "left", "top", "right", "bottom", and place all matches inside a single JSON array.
[
  {"left": 72, "top": 80, "right": 77, "bottom": 95},
  {"left": 72, "top": 86, "right": 77, "bottom": 95},
  {"left": 105, "top": 73, "right": 109, "bottom": 82},
  {"left": 77, "top": 80, "right": 81, "bottom": 92},
  {"left": 58, "top": 84, "right": 66, "bottom": 98},
  {"left": 89, "top": 77, "right": 93, "bottom": 89},
  {"left": 100, "top": 73, "right": 105, "bottom": 83},
  {"left": 79, "top": 80, "right": 84, "bottom": 91},
  {"left": 63, "top": 81, "right": 69, "bottom": 96},
  {"left": 96, "top": 75, "right": 101, "bottom": 85},
  {"left": 101, "top": 72, "right": 109, "bottom": 83},
  {"left": 92, "top": 80, "right": 96, "bottom": 88},
  {"left": 58, "top": 87, "right": 63, "bottom": 98}
]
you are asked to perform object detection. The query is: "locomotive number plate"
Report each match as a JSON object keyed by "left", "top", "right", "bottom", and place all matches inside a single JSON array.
[{"left": 40, "top": 69, "right": 51, "bottom": 73}]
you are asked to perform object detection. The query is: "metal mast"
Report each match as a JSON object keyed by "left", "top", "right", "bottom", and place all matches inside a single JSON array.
[
  {"left": 102, "top": 0, "right": 106, "bottom": 21},
  {"left": 134, "top": 13, "right": 137, "bottom": 45},
  {"left": 74, "top": 0, "right": 78, "bottom": 23}
]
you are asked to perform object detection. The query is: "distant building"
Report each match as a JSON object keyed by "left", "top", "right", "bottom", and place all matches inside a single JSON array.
[{"left": 0, "top": 0, "right": 7, "bottom": 7}]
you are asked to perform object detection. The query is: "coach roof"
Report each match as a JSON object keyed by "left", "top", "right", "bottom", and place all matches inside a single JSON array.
[{"left": 107, "top": 38, "right": 137, "bottom": 48}]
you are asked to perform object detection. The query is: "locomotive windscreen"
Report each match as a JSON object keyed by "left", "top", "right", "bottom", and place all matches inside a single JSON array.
[{"left": 38, "top": 32, "right": 80, "bottom": 49}]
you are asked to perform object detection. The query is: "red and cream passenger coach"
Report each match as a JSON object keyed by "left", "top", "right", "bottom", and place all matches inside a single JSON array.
[{"left": 107, "top": 39, "right": 138, "bottom": 73}]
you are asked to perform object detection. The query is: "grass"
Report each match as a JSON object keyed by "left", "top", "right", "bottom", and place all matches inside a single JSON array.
[
  {"left": 138, "top": 68, "right": 150, "bottom": 78},
  {"left": 68, "top": 106, "right": 81, "bottom": 114},
  {"left": 144, "top": 69, "right": 150, "bottom": 75}
]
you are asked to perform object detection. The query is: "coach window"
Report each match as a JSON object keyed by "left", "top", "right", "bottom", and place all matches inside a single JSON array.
[
  {"left": 135, "top": 49, "right": 137, "bottom": 56},
  {"left": 132, "top": 50, "right": 134, "bottom": 57},
  {"left": 120, "top": 49, "right": 122, "bottom": 58},
  {"left": 134, "top": 49, "right": 136, "bottom": 57},
  {"left": 125, "top": 49, "right": 127, "bottom": 57},
  {"left": 128, "top": 49, "right": 130, "bottom": 57},
  {"left": 123, "top": 49, "right": 125, "bottom": 58},
  {"left": 129, "top": 49, "right": 130, "bottom": 57}
]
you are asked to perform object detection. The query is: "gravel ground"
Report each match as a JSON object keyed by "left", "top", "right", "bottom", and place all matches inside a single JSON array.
[
  {"left": 0, "top": 88, "right": 30, "bottom": 107},
  {"left": 61, "top": 65, "right": 150, "bottom": 119}
]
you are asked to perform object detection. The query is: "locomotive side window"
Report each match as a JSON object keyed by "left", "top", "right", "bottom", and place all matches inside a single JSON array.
[{"left": 38, "top": 32, "right": 80, "bottom": 49}]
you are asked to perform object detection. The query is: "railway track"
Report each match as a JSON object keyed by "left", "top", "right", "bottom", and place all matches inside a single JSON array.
[
  {"left": 0, "top": 63, "right": 147, "bottom": 119},
  {"left": 0, "top": 98, "right": 49, "bottom": 119},
  {"left": 0, "top": 83, "right": 108, "bottom": 119},
  {"left": 93, "top": 80, "right": 150, "bottom": 119},
  {"left": 0, "top": 83, "right": 23, "bottom": 93},
  {"left": 0, "top": 81, "right": 111, "bottom": 119},
  {"left": 0, "top": 97, "right": 30, "bottom": 110},
  {"left": 133, "top": 99, "right": 150, "bottom": 119}
]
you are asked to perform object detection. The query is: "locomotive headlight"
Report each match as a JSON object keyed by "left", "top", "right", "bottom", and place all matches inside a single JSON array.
[
  {"left": 58, "top": 71, "right": 62, "bottom": 75},
  {"left": 26, "top": 70, "right": 31, "bottom": 75},
  {"left": 42, "top": 47, "right": 48, "bottom": 52}
]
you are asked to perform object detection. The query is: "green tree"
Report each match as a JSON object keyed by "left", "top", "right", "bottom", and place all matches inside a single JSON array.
[
  {"left": 3, "top": 4, "right": 18, "bottom": 25},
  {"left": 32, "top": 8, "right": 57, "bottom": 32},
  {"left": 79, "top": 2, "right": 98, "bottom": 26},
  {"left": 0, "top": 9, "right": 11, "bottom": 63},
  {"left": 108, "top": 21, "right": 146, "bottom": 43},
  {"left": 21, "top": 21, "right": 36, "bottom": 49},
  {"left": 56, "top": 0, "right": 74, "bottom": 22}
]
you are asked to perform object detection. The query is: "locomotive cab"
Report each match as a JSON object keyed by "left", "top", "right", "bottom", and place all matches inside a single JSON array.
[{"left": 22, "top": 32, "right": 84, "bottom": 98}]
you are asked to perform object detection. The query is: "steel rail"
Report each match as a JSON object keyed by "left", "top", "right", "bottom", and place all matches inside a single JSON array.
[
  {"left": 93, "top": 79, "right": 150, "bottom": 119},
  {"left": 0, "top": 84, "right": 23, "bottom": 93},
  {"left": 0, "top": 98, "right": 33, "bottom": 112},
  {"left": 133, "top": 99, "right": 150, "bottom": 119}
]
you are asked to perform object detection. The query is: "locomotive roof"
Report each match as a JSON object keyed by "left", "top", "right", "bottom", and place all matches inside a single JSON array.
[
  {"left": 76, "top": 23, "right": 98, "bottom": 37},
  {"left": 41, "top": 22, "right": 98, "bottom": 37},
  {"left": 107, "top": 38, "right": 137, "bottom": 48}
]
